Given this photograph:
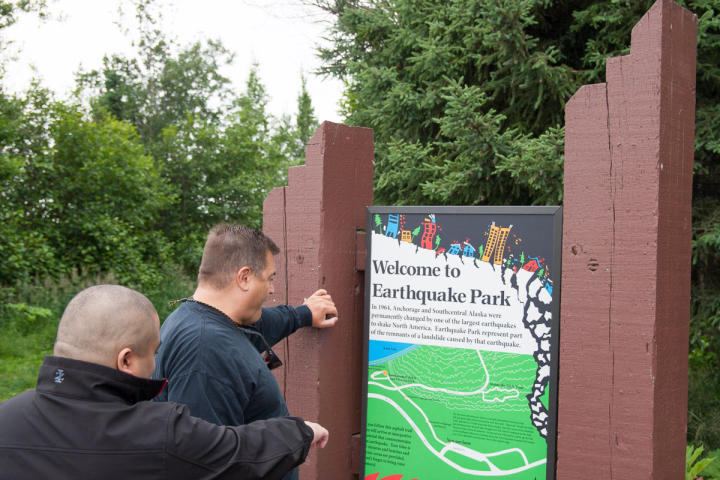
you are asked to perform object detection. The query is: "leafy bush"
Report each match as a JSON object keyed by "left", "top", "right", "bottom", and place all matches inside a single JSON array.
[
  {"left": 687, "top": 444, "right": 717, "bottom": 480},
  {"left": 0, "top": 265, "right": 195, "bottom": 401},
  {"left": 0, "top": 303, "right": 53, "bottom": 336},
  {"left": 689, "top": 365, "right": 720, "bottom": 449},
  {"left": 700, "top": 448, "right": 720, "bottom": 480}
]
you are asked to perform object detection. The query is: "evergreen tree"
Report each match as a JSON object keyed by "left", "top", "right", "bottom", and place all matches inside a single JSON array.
[
  {"left": 374, "top": 213, "right": 382, "bottom": 232},
  {"left": 294, "top": 74, "right": 319, "bottom": 159},
  {"left": 274, "top": 73, "right": 321, "bottom": 166}
]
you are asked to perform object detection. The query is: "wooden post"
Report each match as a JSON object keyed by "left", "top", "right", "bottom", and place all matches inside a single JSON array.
[
  {"left": 558, "top": 0, "right": 696, "bottom": 478},
  {"left": 263, "top": 121, "right": 374, "bottom": 479}
]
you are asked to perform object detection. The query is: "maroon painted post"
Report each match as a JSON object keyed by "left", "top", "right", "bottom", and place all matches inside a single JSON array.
[
  {"left": 559, "top": 0, "right": 696, "bottom": 478},
  {"left": 263, "top": 121, "right": 374, "bottom": 479}
]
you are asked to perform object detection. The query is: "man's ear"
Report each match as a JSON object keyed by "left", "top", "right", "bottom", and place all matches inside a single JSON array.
[
  {"left": 116, "top": 347, "right": 134, "bottom": 375},
  {"left": 236, "top": 266, "right": 253, "bottom": 292}
]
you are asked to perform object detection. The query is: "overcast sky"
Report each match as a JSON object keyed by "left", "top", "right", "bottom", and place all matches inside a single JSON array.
[{"left": 2, "top": 0, "right": 344, "bottom": 123}]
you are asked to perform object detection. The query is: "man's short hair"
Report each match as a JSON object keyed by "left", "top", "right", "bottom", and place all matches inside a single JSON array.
[
  {"left": 198, "top": 223, "right": 280, "bottom": 289},
  {"left": 54, "top": 285, "right": 158, "bottom": 364}
]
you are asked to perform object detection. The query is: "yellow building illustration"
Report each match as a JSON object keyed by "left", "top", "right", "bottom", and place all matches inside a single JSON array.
[
  {"left": 400, "top": 230, "right": 412, "bottom": 243},
  {"left": 481, "top": 222, "right": 513, "bottom": 265}
]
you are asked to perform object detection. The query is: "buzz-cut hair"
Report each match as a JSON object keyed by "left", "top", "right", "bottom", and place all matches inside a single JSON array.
[
  {"left": 197, "top": 223, "right": 279, "bottom": 289},
  {"left": 54, "top": 284, "right": 158, "bottom": 363}
]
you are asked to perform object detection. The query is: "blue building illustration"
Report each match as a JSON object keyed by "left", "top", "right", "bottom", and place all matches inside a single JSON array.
[
  {"left": 461, "top": 238, "right": 475, "bottom": 258},
  {"left": 447, "top": 241, "right": 461, "bottom": 255},
  {"left": 385, "top": 214, "right": 399, "bottom": 238}
]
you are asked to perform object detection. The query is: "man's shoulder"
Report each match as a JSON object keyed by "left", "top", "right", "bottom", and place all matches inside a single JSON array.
[
  {"left": 0, "top": 390, "right": 44, "bottom": 442},
  {"left": 157, "top": 305, "right": 256, "bottom": 373},
  {"left": 0, "top": 389, "right": 36, "bottom": 414},
  {"left": 160, "top": 303, "right": 218, "bottom": 339},
  {"left": 162, "top": 302, "right": 198, "bottom": 328}
]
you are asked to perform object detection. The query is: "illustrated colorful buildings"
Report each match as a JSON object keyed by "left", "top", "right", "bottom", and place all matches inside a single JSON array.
[
  {"left": 523, "top": 257, "right": 541, "bottom": 273},
  {"left": 481, "top": 222, "right": 513, "bottom": 265},
  {"left": 420, "top": 215, "right": 438, "bottom": 249},
  {"left": 447, "top": 241, "right": 461, "bottom": 255},
  {"left": 385, "top": 213, "right": 399, "bottom": 238},
  {"left": 461, "top": 238, "right": 475, "bottom": 258}
]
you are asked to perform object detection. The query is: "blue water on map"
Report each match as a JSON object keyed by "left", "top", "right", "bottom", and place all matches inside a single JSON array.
[{"left": 368, "top": 340, "right": 421, "bottom": 365}]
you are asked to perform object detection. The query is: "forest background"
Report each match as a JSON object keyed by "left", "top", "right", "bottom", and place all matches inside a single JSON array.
[{"left": 1, "top": 0, "right": 719, "bottom": 469}]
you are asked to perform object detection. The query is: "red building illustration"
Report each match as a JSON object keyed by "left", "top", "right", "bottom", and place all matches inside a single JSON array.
[
  {"left": 420, "top": 217, "right": 438, "bottom": 249},
  {"left": 523, "top": 259, "right": 540, "bottom": 272}
]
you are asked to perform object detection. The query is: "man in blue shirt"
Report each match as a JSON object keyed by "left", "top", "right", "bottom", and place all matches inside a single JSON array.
[{"left": 153, "top": 223, "right": 338, "bottom": 480}]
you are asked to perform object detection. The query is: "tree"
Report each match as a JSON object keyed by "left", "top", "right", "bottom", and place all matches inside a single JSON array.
[
  {"left": 273, "top": 73, "right": 321, "bottom": 166},
  {"left": 74, "top": 1, "right": 316, "bottom": 273},
  {"left": 75, "top": 41, "right": 234, "bottom": 154},
  {"left": 0, "top": 88, "right": 57, "bottom": 282},
  {"left": 313, "top": 0, "right": 574, "bottom": 206},
  {"left": 0, "top": 86, "right": 172, "bottom": 287},
  {"left": 139, "top": 66, "right": 297, "bottom": 271},
  {"left": 293, "top": 74, "right": 319, "bottom": 159},
  {"left": 0, "top": 0, "right": 46, "bottom": 32}
]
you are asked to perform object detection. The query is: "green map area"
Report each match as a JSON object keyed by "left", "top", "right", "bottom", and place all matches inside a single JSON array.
[{"left": 365, "top": 345, "right": 547, "bottom": 479}]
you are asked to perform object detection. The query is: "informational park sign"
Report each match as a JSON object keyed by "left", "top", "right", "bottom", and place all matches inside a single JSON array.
[{"left": 362, "top": 206, "right": 561, "bottom": 480}]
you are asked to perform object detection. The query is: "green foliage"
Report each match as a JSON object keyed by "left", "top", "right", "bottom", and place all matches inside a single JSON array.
[
  {"left": 0, "top": 0, "right": 321, "bottom": 401},
  {"left": 0, "top": 0, "right": 46, "bottom": 31},
  {"left": 281, "top": 74, "right": 319, "bottom": 165},
  {"left": 687, "top": 444, "right": 717, "bottom": 480},
  {"left": 316, "top": 0, "right": 580, "bottom": 206},
  {"left": 0, "top": 86, "right": 172, "bottom": 287},
  {"left": 0, "top": 298, "right": 56, "bottom": 397},
  {"left": 0, "top": 302, "right": 52, "bottom": 335},
  {"left": 0, "top": 266, "right": 195, "bottom": 400},
  {"left": 148, "top": 66, "right": 301, "bottom": 270},
  {"left": 700, "top": 449, "right": 720, "bottom": 479},
  {"left": 76, "top": 39, "right": 235, "bottom": 149},
  {"left": 74, "top": 7, "right": 319, "bottom": 272},
  {"left": 689, "top": 364, "right": 720, "bottom": 449}
]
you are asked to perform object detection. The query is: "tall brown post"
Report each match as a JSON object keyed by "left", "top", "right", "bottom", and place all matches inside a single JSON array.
[
  {"left": 559, "top": 0, "right": 696, "bottom": 478},
  {"left": 263, "top": 121, "right": 374, "bottom": 479}
]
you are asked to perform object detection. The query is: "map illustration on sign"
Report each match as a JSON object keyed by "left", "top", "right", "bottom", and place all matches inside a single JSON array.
[{"left": 363, "top": 207, "right": 561, "bottom": 480}]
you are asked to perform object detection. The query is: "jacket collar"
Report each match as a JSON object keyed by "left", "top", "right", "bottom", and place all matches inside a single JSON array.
[
  {"left": 36, "top": 356, "right": 167, "bottom": 404},
  {"left": 183, "top": 297, "right": 262, "bottom": 334}
]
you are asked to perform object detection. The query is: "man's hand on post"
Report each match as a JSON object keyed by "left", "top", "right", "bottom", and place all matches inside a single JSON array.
[
  {"left": 304, "top": 421, "right": 329, "bottom": 448},
  {"left": 303, "top": 289, "right": 338, "bottom": 328}
]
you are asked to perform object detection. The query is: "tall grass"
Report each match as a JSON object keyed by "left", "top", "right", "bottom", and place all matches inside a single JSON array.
[{"left": 0, "top": 265, "right": 195, "bottom": 401}]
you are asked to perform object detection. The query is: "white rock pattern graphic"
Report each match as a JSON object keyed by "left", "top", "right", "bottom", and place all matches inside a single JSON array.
[{"left": 502, "top": 263, "right": 553, "bottom": 439}]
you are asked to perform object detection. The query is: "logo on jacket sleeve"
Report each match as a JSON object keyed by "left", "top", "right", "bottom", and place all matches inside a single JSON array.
[{"left": 53, "top": 368, "right": 65, "bottom": 384}]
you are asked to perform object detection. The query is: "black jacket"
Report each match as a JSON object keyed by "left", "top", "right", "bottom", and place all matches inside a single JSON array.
[{"left": 0, "top": 356, "right": 313, "bottom": 480}]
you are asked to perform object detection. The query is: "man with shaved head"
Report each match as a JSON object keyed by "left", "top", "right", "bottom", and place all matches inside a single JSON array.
[
  {"left": 0, "top": 284, "right": 328, "bottom": 480},
  {"left": 53, "top": 284, "right": 161, "bottom": 377}
]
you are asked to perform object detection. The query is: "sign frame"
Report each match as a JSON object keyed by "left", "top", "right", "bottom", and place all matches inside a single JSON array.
[{"left": 361, "top": 205, "right": 562, "bottom": 480}]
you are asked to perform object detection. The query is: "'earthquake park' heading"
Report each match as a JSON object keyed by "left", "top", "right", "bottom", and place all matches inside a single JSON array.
[{"left": 371, "top": 259, "right": 512, "bottom": 306}]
